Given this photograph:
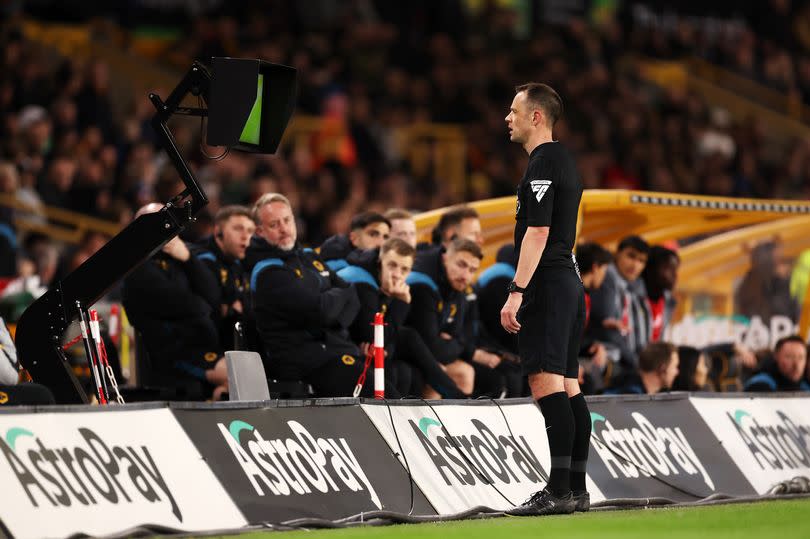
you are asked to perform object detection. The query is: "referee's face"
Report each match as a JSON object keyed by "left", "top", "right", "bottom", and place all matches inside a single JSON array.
[{"left": 506, "top": 91, "right": 532, "bottom": 144}]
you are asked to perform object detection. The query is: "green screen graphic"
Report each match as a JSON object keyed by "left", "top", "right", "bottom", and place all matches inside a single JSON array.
[{"left": 239, "top": 73, "right": 264, "bottom": 145}]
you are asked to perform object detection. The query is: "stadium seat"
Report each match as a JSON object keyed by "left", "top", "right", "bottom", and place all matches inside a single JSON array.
[{"left": 224, "top": 350, "right": 270, "bottom": 401}]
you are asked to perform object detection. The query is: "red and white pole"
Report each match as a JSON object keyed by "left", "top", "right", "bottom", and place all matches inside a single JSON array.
[{"left": 373, "top": 312, "right": 385, "bottom": 399}]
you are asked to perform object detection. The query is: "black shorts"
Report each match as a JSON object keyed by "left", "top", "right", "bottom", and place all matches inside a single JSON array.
[{"left": 518, "top": 267, "right": 585, "bottom": 378}]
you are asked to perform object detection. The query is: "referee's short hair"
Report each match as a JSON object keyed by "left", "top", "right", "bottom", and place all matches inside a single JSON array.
[
  {"left": 446, "top": 237, "right": 483, "bottom": 260},
  {"left": 515, "top": 82, "right": 563, "bottom": 127},
  {"left": 617, "top": 235, "right": 650, "bottom": 254},
  {"left": 639, "top": 342, "right": 677, "bottom": 373}
]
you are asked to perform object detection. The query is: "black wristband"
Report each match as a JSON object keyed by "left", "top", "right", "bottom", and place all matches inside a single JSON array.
[{"left": 507, "top": 281, "right": 526, "bottom": 294}]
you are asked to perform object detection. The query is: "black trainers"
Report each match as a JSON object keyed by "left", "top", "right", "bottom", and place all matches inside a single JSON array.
[
  {"left": 506, "top": 487, "right": 576, "bottom": 516},
  {"left": 572, "top": 490, "right": 590, "bottom": 512}
]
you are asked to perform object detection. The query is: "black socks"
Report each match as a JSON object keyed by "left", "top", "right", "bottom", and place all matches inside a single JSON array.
[
  {"left": 538, "top": 391, "right": 574, "bottom": 495},
  {"left": 569, "top": 392, "right": 592, "bottom": 493}
]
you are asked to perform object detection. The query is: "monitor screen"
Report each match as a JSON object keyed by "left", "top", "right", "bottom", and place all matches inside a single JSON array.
[{"left": 238, "top": 73, "right": 264, "bottom": 145}]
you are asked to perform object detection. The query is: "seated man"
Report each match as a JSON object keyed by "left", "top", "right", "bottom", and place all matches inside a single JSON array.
[
  {"left": 744, "top": 335, "right": 810, "bottom": 392},
  {"left": 604, "top": 341, "right": 679, "bottom": 395},
  {"left": 474, "top": 243, "right": 525, "bottom": 397},
  {"left": 319, "top": 211, "right": 391, "bottom": 271},
  {"left": 122, "top": 203, "right": 227, "bottom": 399},
  {"left": 246, "top": 193, "right": 381, "bottom": 397},
  {"left": 192, "top": 205, "right": 256, "bottom": 349},
  {"left": 339, "top": 238, "right": 466, "bottom": 398},
  {"left": 575, "top": 242, "right": 613, "bottom": 394},
  {"left": 588, "top": 235, "right": 650, "bottom": 378},
  {"left": 426, "top": 205, "right": 483, "bottom": 250},
  {"left": 405, "top": 238, "right": 481, "bottom": 396},
  {"left": 385, "top": 208, "right": 417, "bottom": 248}
]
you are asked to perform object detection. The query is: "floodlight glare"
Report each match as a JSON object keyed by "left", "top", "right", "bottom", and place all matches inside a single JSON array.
[{"left": 207, "top": 57, "right": 297, "bottom": 153}]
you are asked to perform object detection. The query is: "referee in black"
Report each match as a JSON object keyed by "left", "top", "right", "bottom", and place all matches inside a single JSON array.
[{"left": 501, "top": 83, "right": 590, "bottom": 515}]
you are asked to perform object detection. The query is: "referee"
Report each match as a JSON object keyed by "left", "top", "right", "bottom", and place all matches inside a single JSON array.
[{"left": 500, "top": 83, "right": 590, "bottom": 515}]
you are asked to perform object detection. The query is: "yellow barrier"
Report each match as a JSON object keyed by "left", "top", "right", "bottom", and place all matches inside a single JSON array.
[{"left": 414, "top": 190, "right": 810, "bottom": 326}]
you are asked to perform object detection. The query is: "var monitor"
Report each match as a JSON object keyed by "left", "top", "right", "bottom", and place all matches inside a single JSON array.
[{"left": 206, "top": 57, "right": 297, "bottom": 154}]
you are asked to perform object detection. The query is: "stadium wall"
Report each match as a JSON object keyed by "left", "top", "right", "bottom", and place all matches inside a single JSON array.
[{"left": 0, "top": 394, "right": 807, "bottom": 538}]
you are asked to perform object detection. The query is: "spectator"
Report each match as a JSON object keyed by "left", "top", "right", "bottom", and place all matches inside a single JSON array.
[
  {"left": 587, "top": 235, "right": 650, "bottom": 378},
  {"left": 640, "top": 245, "right": 680, "bottom": 343},
  {"left": 744, "top": 335, "right": 810, "bottom": 392},
  {"left": 604, "top": 341, "right": 680, "bottom": 395},
  {"left": 121, "top": 203, "right": 227, "bottom": 400},
  {"left": 385, "top": 208, "right": 418, "bottom": 248},
  {"left": 339, "top": 237, "right": 466, "bottom": 398},
  {"left": 736, "top": 241, "right": 799, "bottom": 323},
  {"left": 405, "top": 238, "right": 480, "bottom": 396},
  {"left": 575, "top": 242, "right": 613, "bottom": 394},
  {"left": 192, "top": 205, "right": 255, "bottom": 350},
  {"left": 672, "top": 346, "right": 710, "bottom": 392},
  {"left": 319, "top": 211, "right": 391, "bottom": 271},
  {"left": 245, "top": 193, "right": 384, "bottom": 397}
]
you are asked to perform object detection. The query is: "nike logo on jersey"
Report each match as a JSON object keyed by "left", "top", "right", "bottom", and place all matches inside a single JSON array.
[{"left": 530, "top": 180, "right": 552, "bottom": 202}]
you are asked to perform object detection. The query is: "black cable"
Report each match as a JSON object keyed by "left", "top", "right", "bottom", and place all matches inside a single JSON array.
[
  {"left": 490, "top": 397, "right": 709, "bottom": 500},
  {"left": 418, "top": 397, "right": 519, "bottom": 507},
  {"left": 197, "top": 95, "right": 230, "bottom": 161}
]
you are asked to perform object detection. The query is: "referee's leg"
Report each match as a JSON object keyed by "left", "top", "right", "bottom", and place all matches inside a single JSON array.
[{"left": 565, "top": 282, "right": 590, "bottom": 510}]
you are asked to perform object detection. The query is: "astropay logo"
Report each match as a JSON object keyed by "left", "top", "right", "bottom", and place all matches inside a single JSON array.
[
  {"left": 590, "top": 412, "right": 715, "bottom": 490},
  {"left": 409, "top": 416, "right": 547, "bottom": 487},
  {"left": 219, "top": 419, "right": 382, "bottom": 509},
  {"left": 0, "top": 426, "right": 181, "bottom": 520},
  {"left": 728, "top": 409, "right": 810, "bottom": 471}
]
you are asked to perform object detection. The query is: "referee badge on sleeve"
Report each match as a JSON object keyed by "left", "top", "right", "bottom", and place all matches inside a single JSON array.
[{"left": 530, "top": 179, "right": 552, "bottom": 202}]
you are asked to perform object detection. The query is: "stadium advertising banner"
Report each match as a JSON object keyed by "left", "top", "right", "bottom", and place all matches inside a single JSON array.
[
  {"left": 172, "top": 405, "right": 435, "bottom": 523},
  {"left": 0, "top": 408, "right": 247, "bottom": 539},
  {"left": 361, "top": 401, "right": 604, "bottom": 514},
  {"left": 586, "top": 396, "right": 756, "bottom": 501},
  {"left": 691, "top": 396, "right": 810, "bottom": 493}
]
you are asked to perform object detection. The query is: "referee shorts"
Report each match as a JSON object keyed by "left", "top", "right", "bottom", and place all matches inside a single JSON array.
[{"left": 518, "top": 267, "right": 585, "bottom": 378}]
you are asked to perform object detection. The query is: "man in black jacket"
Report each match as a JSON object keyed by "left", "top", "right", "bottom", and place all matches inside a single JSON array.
[
  {"left": 122, "top": 203, "right": 227, "bottom": 399},
  {"left": 246, "top": 193, "right": 379, "bottom": 397},
  {"left": 745, "top": 335, "right": 810, "bottom": 392},
  {"left": 405, "top": 238, "right": 481, "bottom": 396},
  {"left": 192, "top": 205, "right": 255, "bottom": 349},
  {"left": 339, "top": 238, "right": 466, "bottom": 398},
  {"left": 319, "top": 211, "right": 391, "bottom": 271}
]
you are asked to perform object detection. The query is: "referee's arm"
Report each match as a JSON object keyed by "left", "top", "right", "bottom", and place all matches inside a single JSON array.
[{"left": 501, "top": 226, "right": 549, "bottom": 333}]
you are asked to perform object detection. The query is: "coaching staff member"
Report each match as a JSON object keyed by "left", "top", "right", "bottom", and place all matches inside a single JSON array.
[
  {"left": 501, "top": 83, "right": 589, "bottom": 515},
  {"left": 246, "top": 193, "right": 383, "bottom": 397}
]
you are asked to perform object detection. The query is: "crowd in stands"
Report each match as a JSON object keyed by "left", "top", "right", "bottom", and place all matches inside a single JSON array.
[{"left": 1, "top": 3, "right": 810, "bottom": 403}]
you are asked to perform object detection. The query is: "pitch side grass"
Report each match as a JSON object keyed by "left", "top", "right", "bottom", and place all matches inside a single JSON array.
[{"left": 214, "top": 499, "right": 810, "bottom": 539}]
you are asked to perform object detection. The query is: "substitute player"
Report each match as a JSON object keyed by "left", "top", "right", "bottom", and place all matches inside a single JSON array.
[{"left": 501, "top": 83, "right": 590, "bottom": 515}]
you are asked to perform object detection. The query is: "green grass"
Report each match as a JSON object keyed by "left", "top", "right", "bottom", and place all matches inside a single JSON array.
[{"left": 215, "top": 499, "right": 810, "bottom": 539}]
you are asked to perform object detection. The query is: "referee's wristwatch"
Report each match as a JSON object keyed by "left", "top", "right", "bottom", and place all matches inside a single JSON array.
[{"left": 507, "top": 281, "right": 526, "bottom": 294}]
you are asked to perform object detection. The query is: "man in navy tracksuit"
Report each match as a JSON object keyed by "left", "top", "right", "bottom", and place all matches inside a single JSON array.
[
  {"left": 405, "top": 238, "right": 482, "bottom": 396},
  {"left": 245, "top": 193, "right": 382, "bottom": 397},
  {"left": 192, "top": 205, "right": 254, "bottom": 349},
  {"left": 319, "top": 211, "right": 391, "bottom": 271},
  {"left": 339, "top": 238, "right": 466, "bottom": 398}
]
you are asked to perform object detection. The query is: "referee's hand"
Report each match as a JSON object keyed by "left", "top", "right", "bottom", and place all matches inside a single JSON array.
[{"left": 500, "top": 293, "right": 523, "bottom": 334}]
